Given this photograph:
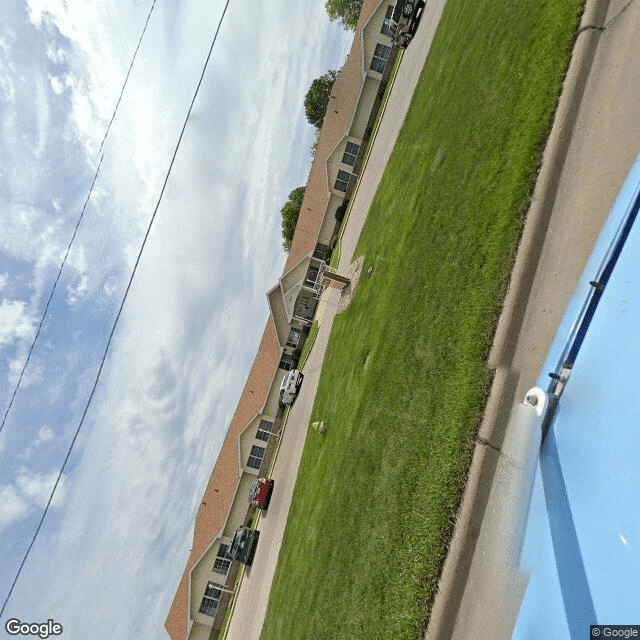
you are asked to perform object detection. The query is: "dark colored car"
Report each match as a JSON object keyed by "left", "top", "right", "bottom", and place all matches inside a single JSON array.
[
  {"left": 384, "top": 0, "right": 426, "bottom": 48},
  {"left": 248, "top": 477, "right": 274, "bottom": 510},
  {"left": 229, "top": 527, "right": 260, "bottom": 566}
]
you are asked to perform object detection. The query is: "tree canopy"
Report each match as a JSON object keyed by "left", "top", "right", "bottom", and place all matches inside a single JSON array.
[
  {"left": 304, "top": 69, "right": 339, "bottom": 130},
  {"left": 325, "top": 0, "right": 363, "bottom": 30},
  {"left": 281, "top": 186, "right": 306, "bottom": 252}
]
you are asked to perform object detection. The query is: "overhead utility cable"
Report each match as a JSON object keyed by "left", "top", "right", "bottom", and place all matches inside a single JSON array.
[
  {"left": 0, "top": 0, "right": 232, "bottom": 617},
  {"left": 0, "top": 0, "right": 158, "bottom": 437},
  {"left": 99, "top": 0, "right": 158, "bottom": 151}
]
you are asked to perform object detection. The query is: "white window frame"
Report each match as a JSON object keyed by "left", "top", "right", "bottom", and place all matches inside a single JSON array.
[
  {"left": 247, "top": 445, "right": 265, "bottom": 470},
  {"left": 371, "top": 43, "right": 391, "bottom": 73},
  {"left": 256, "top": 420, "right": 275, "bottom": 442},
  {"left": 279, "top": 354, "right": 294, "bottom": 371},
  {"left": 381, "top": 5, "right": 394, "bottom": 37},
  {"left": 199, "top": 582, "right": 223, "bottom": 617},
  {"left": 334, "top": 169, "right": 351, "bottom": 193},
  {"left": 342, "top": 141, "right": 360, "bottom": 166},
  {"left": 286, "top": 327, "right": 302, "bottom": 348}
]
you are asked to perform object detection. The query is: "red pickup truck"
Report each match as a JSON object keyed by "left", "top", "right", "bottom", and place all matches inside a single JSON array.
[{"left": 248, "top": 477, "right": 274, "bottom": 510}]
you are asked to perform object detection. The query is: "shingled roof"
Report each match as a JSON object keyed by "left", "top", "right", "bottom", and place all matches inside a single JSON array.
[
  {"left": 165, "top": 319, "right": 280, "bottom": 640},
  {"left": 165, "top": 3, "right": 384, "bottom": 638},
  {"left": 284, "top": 0, "right": 383, "bottom": 272}
]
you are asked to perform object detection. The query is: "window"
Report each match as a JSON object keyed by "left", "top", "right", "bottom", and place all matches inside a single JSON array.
[
  {"left": 256, "top": 420, "right": 275, "bottom": 442},
  {"left": 313, "top": 243, "right": 330, "bottom": 260},
  {"left": 286, "top": 327, "right": 302, "bottom": 348},
  {"left": 213, "top": 544, "right": 232, "bottom": 575},
  {"left": 370, "top": 43, "right": 391, "bottom": 73},
  {"left": 305, "top": 266, "right": 320, "bottom": 287},
  {"left": 247, "top": 445, "right": 265, "bottom": 470},
  {"left": 279, "top": 354, "right": 293, "bottom": 371},
  {"left": 334, "top": 170, "right": 351, "bottom": 193},
  {"left": 342, "top": 142, "right": 360, "bottom": 166},
  {"left": 199, "top": 582, "right": 223, "bottom": 617},
  {"left": 381, "top": 6, "right": 394, "bottom": 37}
]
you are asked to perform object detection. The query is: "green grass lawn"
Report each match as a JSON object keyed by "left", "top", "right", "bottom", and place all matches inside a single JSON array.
[
  {"left": 260, "top": 1, "right": 583, "bottom": 639},
  {"left": 298, "top": 321, "right": 319, "bottom": 369},
  {"left": 329, "top": 51, "right": 404, "bottom": 270}
]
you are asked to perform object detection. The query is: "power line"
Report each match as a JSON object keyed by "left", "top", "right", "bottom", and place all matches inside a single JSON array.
[
  {"left": 99, "top": 0, "right": 158, "bottom": 152},
  {"left": 0, "top": 0, "right": 157, "bottom": 438},
  {"left": 0, "top": 0, "right": 233, "bottom": 618},
  {"left": 0, "top": 155, "right": 103, "bottom": 437}
]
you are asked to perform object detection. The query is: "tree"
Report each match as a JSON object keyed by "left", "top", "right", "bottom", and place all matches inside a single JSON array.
[
  {"left": 281, "top": 186, "right": 306, "bottom": 252},
  {"left": 325, "top": 0, "right": 363, "bottom": 30},
  {"left": 309, "top": 127, "right": 321, "bottom": 159},
  {"left": 304, "top": 69, "right": 339, "bottom": 130}
]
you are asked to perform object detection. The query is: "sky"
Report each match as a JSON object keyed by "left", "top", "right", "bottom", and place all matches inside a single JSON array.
[{"left": 0, "top": 0, "right": 353, "bottom": 637}]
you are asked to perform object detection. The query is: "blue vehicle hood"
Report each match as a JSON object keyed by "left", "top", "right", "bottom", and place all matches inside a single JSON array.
[{"left": 513, "top": 154, "right": 640, "bottom": 638}]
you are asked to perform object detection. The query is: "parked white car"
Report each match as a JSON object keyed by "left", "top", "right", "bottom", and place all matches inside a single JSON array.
[{"left": 279, "top": 369, "right": 304, "bottom": 406}]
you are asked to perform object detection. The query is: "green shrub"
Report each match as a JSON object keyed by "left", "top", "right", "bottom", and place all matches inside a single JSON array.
[{"left": 335, "top": 200, "right": 348, "bottom": 222}]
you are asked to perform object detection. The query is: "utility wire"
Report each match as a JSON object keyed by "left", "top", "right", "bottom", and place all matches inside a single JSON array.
[
  {"left": 0, "top": 0, "right": 232, "bottom": 618},
  {"left": 99, "top": 0, "right": 158, "bottom": 152},
  {"left": 0, "top": 155, "right": 103, "bottom": 437},
  {"left": 0, "top": 0, "right": 157, "bottom": 438}
]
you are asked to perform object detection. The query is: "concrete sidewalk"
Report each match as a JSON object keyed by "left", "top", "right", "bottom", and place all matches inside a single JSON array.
[{"left": 425, "top": 0, "right": 640, "bottom": 637}]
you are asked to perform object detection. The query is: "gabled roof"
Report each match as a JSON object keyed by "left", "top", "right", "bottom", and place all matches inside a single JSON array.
[
  {"left": 267, "top": 252, "right": 314, "bottom": 342},
  {"left": 165, "top": 319, "right": 281, "bottom": 640},
  {"left": 283, "top": 0, "right": 384, "bottom": 272},
  {"left": 165, "top": 3, "right": 385, "bottom": 637}
]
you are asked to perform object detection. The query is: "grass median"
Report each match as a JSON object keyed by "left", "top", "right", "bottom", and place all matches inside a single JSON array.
[
  {"left": 260, "top": 0, "right": 583, "bottom": 638},
  {"left": 298, "top": 321, "right": 319, "bottom": 370}
]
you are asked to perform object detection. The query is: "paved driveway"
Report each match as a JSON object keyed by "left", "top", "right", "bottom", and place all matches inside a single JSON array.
[{"left": 223, "top": 287, "right": 341, "bottom": 640}]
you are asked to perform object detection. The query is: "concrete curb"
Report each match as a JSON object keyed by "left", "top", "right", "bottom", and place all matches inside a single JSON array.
[
  {"left": 487, "top": 0, "right": 610, "bottom": 370},
  {"left": 424, "top": 1, "right": 609, "bottom": 638}
]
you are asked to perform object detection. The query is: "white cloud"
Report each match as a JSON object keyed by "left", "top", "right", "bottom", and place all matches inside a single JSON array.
[
  {"left": 8, "top": 354, "right": 44, "bottom": 388},
  {"left": 0, "top": 484, "right": 29, "bottom": 529},
  {"left": 48, "top": 73, "right": 65, "bottom": 95},
  {"left": 0, "top": 0, "right": 354, "bottom": 636},
  {"left": 0, "top": 469, "right": 65, "bottom": 531},
  {"left": 0, "top": 28, "right": 17, "bottom": 102},
  {"left": 0, "top": 202, "right": 62, "bottom": 270},
  {"left": 26, "top": 0, "right": 171, "bottom": 160},
  {"left": 45, "top": 42, "right": 67, "bottom": 65},
  {"left": 0, "top": 32, "right": 14, "bottom": 53},
  {"left": 16, "top": 468, "right": 66, "bottom": 508},
  {"left": 0, "top": 300, "right": 36, "bottom": 347},
  {"left": 0, "top": 60, "right": 16, "bottom": 106},
  {"left": 32, "top": 73, "right": 51, "bottom": 158},
  {"left": 18, "top": 425, "right": 56, "bottom": 461},
  {"left": 66, "top": 274, "right": 90, "bottom": 306},
  {"left": 36, "top": 425, "right": 55, "bottom": 444}
]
